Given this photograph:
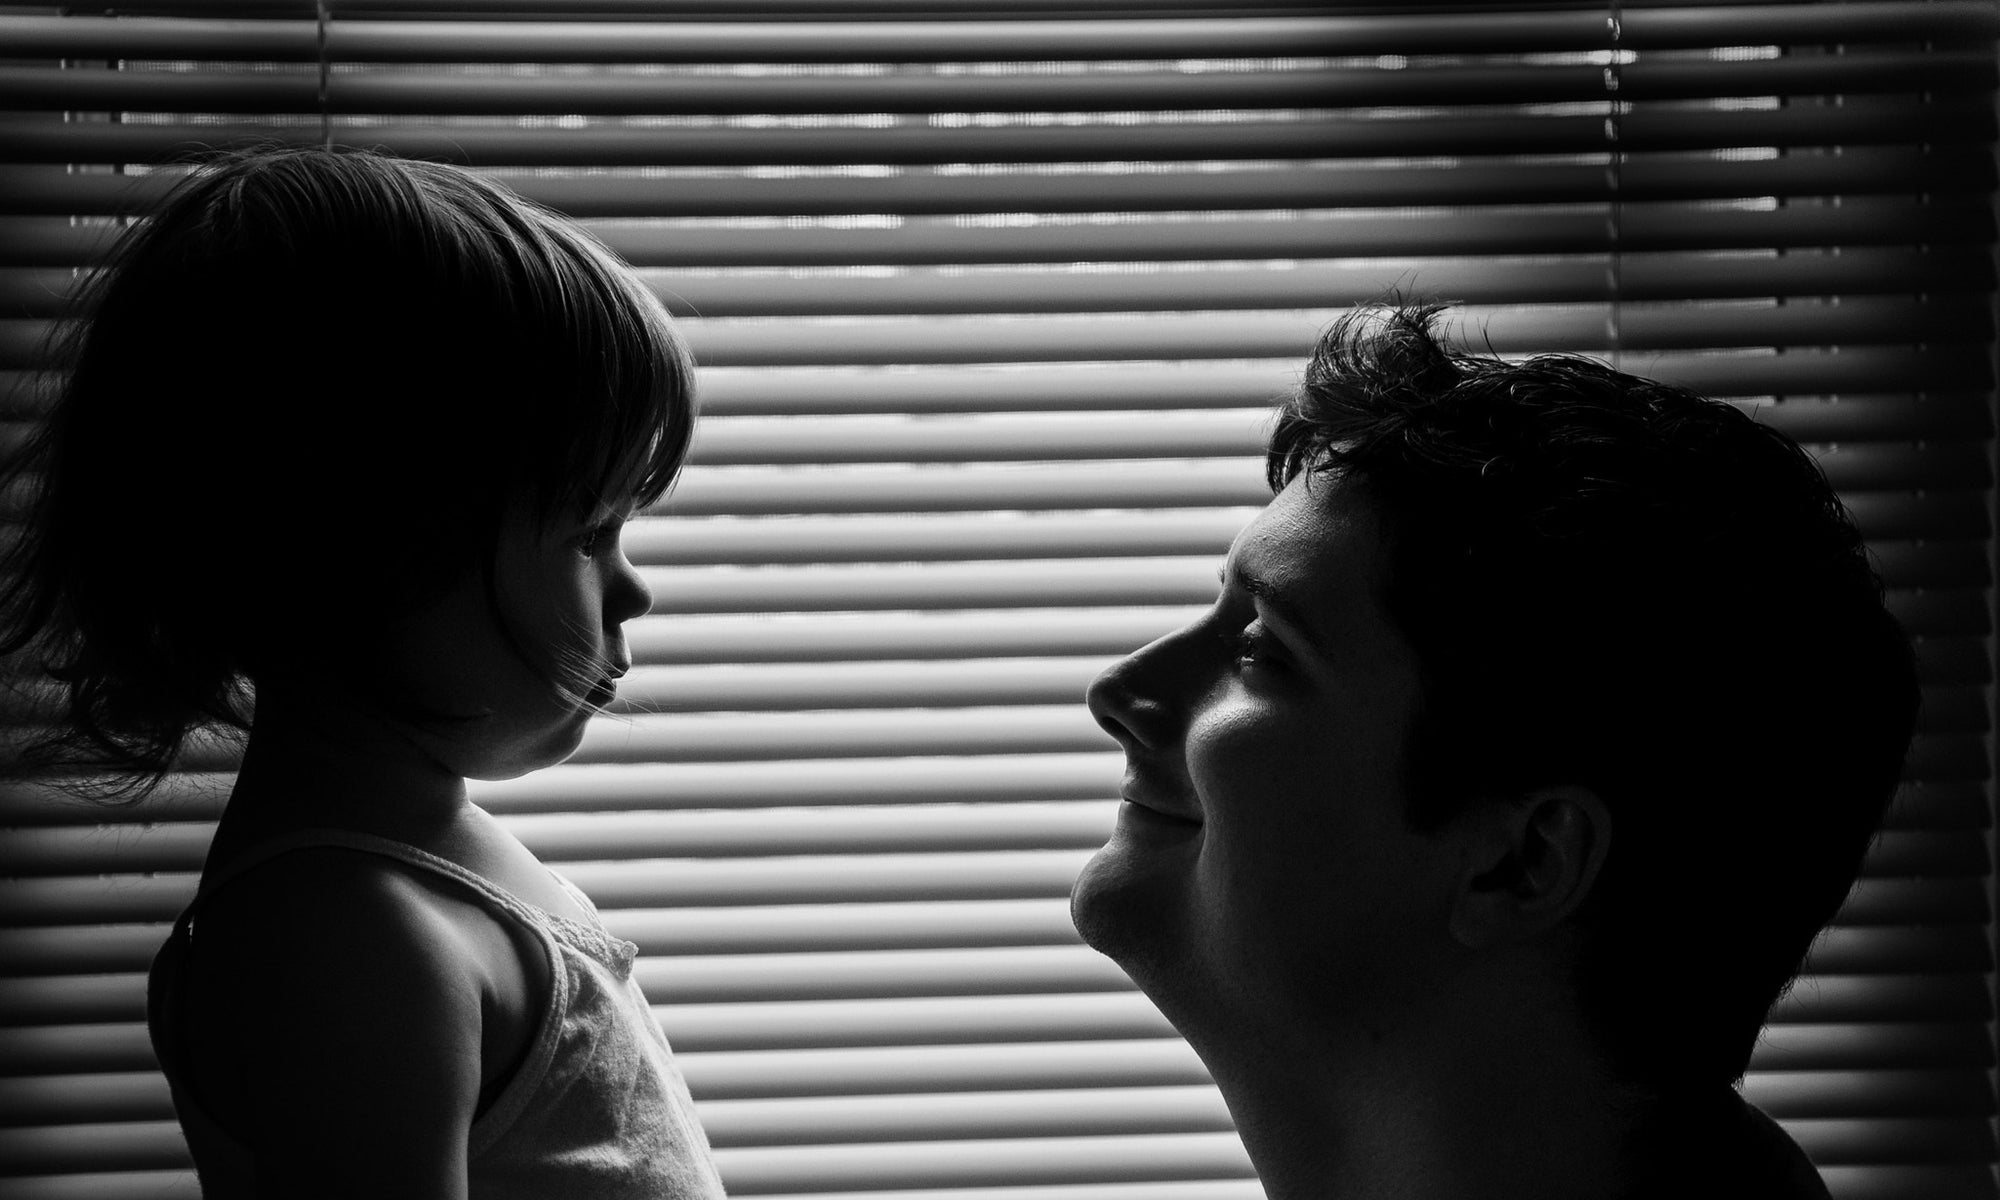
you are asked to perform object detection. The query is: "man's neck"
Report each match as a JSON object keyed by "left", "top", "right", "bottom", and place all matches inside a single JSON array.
[
  {"left": 1221, "top": 1051, "right": 1646, "bottom": 1200},
  {"left": 1191, "top": 971, "right": 1652, "bottom": 1200}
]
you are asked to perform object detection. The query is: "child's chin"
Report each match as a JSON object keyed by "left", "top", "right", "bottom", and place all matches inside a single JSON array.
[{"left": 463, "top": 720, "right": 593, "bottom": 782}]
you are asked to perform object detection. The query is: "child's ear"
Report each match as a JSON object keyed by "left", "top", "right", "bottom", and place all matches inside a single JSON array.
[{"left": 1447, "top": 786, "right": 1610, "bottom": 950}]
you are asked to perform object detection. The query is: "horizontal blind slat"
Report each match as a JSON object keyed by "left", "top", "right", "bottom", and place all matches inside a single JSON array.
[
  {"left": 0, "top": 1123, "right": 1969, "bottom": 1197},
  {"left": 711, "top": 1131, "right": 1255, "bottom": 1193},
  {"left": 2, "top": 878, "right": 1982, "bottom": 979},
  {"left": 0, "top": 830, "right": 1976, "bottom": 930},
  {"left": 1756, "top": 1023, "right": 1998, "bottom": 1073},
  {"left": 13, "top": 248, "right": 1997, "bottom": 319},
  {"left": 9, "top": 51, "right": 1994, "bottom": 116},
  {"left": 0, "top": 497, "right": 1976, "bottom": 584},
  {"left": 0, "top": 945, "right": 1150, "bottom": 1023},
  {"left": 648, "top": 451, "right": 1989, "bottom": 517},
  {"left": 0, "top": 16, "right": 1349, "bottom": 63},
  {"left": 0, "top": 744, "right": 1981, "bottom": 831},
  {"left": 611, "top": 497, "right": 1986, "bottom": 565},
  {"left": 698, "top": 1084, "right": 1233, "bottom": 1143},
  {"left": 0, "top": 1127, "right": 1259, "bottom": 1192},
  {"left": 2, "top": 1022, "right": 1992, "bottom": 1108},
  {"left": 9, "top": 6, "right": 1995, "bottom": 62},
  {"left": 3, "top": 923, "right": 1989, "bottom": 1023},
  {"left": 4, "top": 306, "right": 1991, "bottom": 371},
  {"left": 0, "top": 0, "right": 1321, "bottom": 11},
  {"left": 11, "top": 356, "right": 1997, "bottom": 425},
  {"left": 640, "top": 253, "right": 1988, "bottom": 317},
  {"left": 1817, "top": 1167, "right": 2000, "bottom": 1200},
  {"left": 625, "top": 553, "right": 1984, "bottom": 618},
  {"left": 5, "top": 104, "right": 1993, "bottom": 168},
  {"left": 10, "top": 204, "right": 1993, "bottom": 270},
  {"left": 0, "top": 1177, "right": 1963, "bottom": 1200},
  {"left": 0, "top": 905, "right": 1078, "bottom": 978},
  {"left": 1790, "top": 1118, "right": 1999, "bottom": 1164},
  {"left": 589, "top": 203, "right": 2000, "bottom": 265},
  {"left": 678, "top": 301, "right": 1994, "bottom": 363},
  {"left": 669, "top": 409, "right": 1997, "bottom": 473},
  {"left": 0, "top": 791, "right": 1981, "bottom": 878},
  {"left": 1, "top": 828, "right": 1977, "bottom": 927},
  {"left": 0, "top": 1171, "right": 1258, "bottom": 1200},
  {"left": 0, "top": 803, "right": 1114, "bottom": 877},
  {"left": 681, "top": 353, "right": 1997, "bottom": 415},
  {"left": 1746, "top": 1069, "right": 2000, "bottom": 1119},
  {"left": 5, "top": 150, "right": 1991, "bottom": 219},
  {"left": 0, "top": 1020, "right": 1991, "bottom": 1124},
  {"left": 626, "top": 550, "right": 1978, "bottom": 614}
]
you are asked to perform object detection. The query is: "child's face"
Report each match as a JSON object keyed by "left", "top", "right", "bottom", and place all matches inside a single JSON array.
[{"left": 384, "top": 495, "right": 653, "bottom": 781}]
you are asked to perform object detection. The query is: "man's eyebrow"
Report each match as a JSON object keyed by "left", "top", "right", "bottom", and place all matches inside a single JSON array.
[{"left": 1221, "top": 562, "right": 1331, "bottom": 661}]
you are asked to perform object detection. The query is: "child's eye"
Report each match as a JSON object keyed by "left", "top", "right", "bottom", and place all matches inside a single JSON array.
[{"left": 579, "top": 522, "right": 620, "bottom": 558}]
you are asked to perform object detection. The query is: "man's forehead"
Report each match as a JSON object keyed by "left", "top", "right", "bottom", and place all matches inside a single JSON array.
[
  {"left": 1232, "top": 474, "right": 1378, "bottom": 576},
  {"left": 1226, "top": 475, "right": 1395, "bottom": 643}
]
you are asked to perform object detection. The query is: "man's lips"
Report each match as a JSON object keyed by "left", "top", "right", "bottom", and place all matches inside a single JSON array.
[
  {"left": 1120, "top": 793, "right": 1203, "bottom": 825},
  {"left": 1117, "top": 764, "right": 1202, "bottom": 824}
]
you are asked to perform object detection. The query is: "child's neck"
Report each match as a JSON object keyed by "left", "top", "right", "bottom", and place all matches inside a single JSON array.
[{"left": 211, "top": 679, "right": 474, "bottom": 859}]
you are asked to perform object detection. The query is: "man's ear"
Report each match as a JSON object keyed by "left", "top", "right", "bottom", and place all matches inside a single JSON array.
[{"left": 1447, "top": 786, "right": 1610, "bottom": 950}]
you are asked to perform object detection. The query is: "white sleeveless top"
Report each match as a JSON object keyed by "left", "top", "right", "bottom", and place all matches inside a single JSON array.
[{"left": 147, "top": 828, "right": 728, "bottom": 1199}]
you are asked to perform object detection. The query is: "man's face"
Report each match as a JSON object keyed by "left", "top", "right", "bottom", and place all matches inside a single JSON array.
[{"left": 1072, "top": 472, "right": 1463, "bottom": 1049}]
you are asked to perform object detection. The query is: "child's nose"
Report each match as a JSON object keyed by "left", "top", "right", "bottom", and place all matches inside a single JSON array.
[{"left": 609, "top": 553, "right": 653, "bottom": 624}]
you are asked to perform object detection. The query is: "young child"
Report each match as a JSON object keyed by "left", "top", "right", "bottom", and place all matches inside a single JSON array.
[{"left": 0, "top": 147, "right": 727, "bottom": 1198}]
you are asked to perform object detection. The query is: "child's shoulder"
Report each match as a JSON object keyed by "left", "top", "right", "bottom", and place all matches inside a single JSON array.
[
  {"left": 165, "top": 844, "right": 551, "bottom": 1147},
  {"left": 190, "top": 842, "right": 535, "bottom": 995}
]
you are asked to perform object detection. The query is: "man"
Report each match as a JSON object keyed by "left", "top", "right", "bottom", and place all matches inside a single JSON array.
[{"left": 1071, "top": 303, "right": 1919, "bottom": 1199}]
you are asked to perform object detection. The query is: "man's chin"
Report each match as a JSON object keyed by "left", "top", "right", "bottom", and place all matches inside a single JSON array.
[{"left": 1069, "top": 838, "right": 1193, "bottom": 978}]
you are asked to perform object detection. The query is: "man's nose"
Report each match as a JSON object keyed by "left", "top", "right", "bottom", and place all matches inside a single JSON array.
[{"left": 1084, "top": 627, "right": 1193, "bottom": 753}]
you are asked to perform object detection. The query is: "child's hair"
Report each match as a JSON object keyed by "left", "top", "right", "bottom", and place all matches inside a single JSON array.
[{"left": 0, "top": 145, "right": 696, "bottom": 799}]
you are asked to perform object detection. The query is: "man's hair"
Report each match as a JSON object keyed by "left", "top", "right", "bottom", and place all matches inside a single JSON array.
[{"left": 1268, "top": 302, "right": 1919, "bottom": 1091}]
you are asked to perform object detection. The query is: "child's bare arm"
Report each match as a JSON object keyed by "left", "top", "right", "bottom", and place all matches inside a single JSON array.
[{"left": 206, "top": 861, "right": 491, "bottom": 1199}]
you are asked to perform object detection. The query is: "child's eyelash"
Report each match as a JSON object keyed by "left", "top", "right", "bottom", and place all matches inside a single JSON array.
[{"left": 579, "top": 523, "right": 619, "bottom": 556}]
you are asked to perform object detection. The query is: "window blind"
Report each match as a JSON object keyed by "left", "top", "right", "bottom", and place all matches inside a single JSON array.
[{"left": 0, "top": 2, "right": 1994, "bottom": 1197}]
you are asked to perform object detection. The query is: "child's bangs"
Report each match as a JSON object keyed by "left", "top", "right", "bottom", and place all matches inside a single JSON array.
[
  {"left": 423, "top": 167, "right": 696, "bottom": 525},
  {"left": 534, "top": 224, "right": 696, "bottom": 522}
]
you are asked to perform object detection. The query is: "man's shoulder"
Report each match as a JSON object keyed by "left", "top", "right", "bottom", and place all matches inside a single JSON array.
[
  {"left": 1632, "top": 1090, "right": 1830, "bottom": 1200},
  {"left": 1732, "top": 1098, "right": 1832, "bottom": 1199}
]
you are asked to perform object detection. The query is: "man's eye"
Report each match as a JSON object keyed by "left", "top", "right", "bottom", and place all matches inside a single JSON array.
[{"left": 1224, "top": 623, "right": 1279, "bottom": 669}]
